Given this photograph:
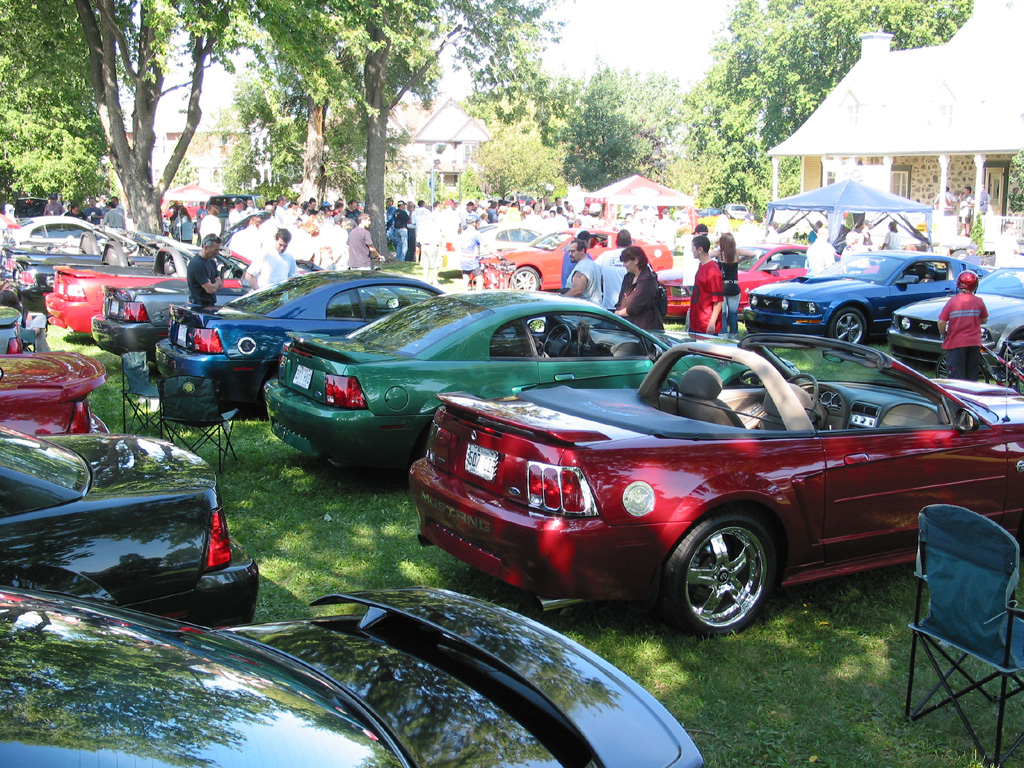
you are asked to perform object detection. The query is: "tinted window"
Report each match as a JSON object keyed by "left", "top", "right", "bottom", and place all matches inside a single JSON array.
[
  {"left": 226, "top": 273, "right": 346, "bottom": 315},
  {"left": 819, "top": 253, "right": 905, "bottom": 284},
  {"left": 350, "top": 296, "right": 490, "bottom": 356},
  {"left": 979, "top": 268, "right": 1024, "bottom": 298},
  {"left": 326, "top": 289, "right": 359, "bottom": 318},
  {"left": 530, "top": 232, "right": 570, "bottom": 251},
  {"left": 490, "top": 320, "right": 535, "bottom": 358},
  {"left": 534, "top": 312, "right": 648, "bottom": 358},
  {"left": 359, "top": 285, "right": 436, "bottom": 320}
]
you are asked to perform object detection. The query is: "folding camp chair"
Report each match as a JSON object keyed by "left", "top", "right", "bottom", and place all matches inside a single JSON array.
[
  {"left": 906, "top": 504, "right": 1024, "bottom": 766},
  {"left": 158, "top": 375, "right": 238, "bottom": 472},
  {"left": 121, "top": 351, "right": 160, "bottom": 434}
]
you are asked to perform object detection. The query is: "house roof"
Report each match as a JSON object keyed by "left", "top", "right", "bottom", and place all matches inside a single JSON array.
[
  {"left": 411, "top": 97, "right": 490, "bottom": 145},
  {"left": 770, "top": 0, "right": 1024, "bottom": 157}
]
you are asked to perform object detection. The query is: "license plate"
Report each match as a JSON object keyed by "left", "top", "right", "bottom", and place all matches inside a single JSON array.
[
  {"left": 176, "top": 324, "right": 187, "bottom": 346},
  {"left": 292, "top": 364, "right": 313, "bottom": 389},
  {"left": 465, "top": 443, "right": 499, "bottom": 482}
]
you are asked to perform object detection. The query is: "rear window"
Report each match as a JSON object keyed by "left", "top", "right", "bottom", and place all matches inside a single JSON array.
[
  {"left": 226, "top": 273, "right": 341, "bottom": 315},
  {"left": 350, "top": 296, "right": 490, "bottom": 356}
]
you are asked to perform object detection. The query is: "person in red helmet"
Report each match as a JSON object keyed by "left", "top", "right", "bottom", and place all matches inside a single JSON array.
[{"left": 937, "top": 270, "right": 988, "bottom": 380}]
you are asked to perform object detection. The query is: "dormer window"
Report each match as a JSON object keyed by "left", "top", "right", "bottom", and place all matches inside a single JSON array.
[
  {"left": 937, "top": 103, "right": 954, "bottom": 128},
  {"left": 933, "top": 83, "right": 955, "bottom": 129}
]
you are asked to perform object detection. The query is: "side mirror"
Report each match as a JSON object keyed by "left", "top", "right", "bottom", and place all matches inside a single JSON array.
[{"left": 954, "top": 408, "right": 979, "bottom": 433}]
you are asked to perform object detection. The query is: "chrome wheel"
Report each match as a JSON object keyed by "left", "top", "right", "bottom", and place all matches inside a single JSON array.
[
  {"left": 661, "top": 511, "right": 776, "bottom": 636},
  {"left": 828, "top": 308, "right": 866, "bottom": 344},
  {"left": 510, "top": 267, "right": 541, "bottom": 291}
]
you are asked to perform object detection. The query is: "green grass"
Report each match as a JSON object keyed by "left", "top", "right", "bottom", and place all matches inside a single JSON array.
[{"left": 47, "top": 304, "right": 1002, "bottom": 768}]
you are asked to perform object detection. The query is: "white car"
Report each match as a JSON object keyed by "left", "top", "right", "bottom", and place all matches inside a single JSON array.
[
  {"left": 9, "top": 216, "right": 97, "bottom": 247},
  {"left": 477, "top": 223, "right": 543, "bottom": 254},
  {"left": 724, "top": 203, "right": 751, "bottom": 219}
]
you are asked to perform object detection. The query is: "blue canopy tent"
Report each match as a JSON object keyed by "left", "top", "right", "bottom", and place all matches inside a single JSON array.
[{"left": 765, "top": 179, "right": 933, "bottom": 248}]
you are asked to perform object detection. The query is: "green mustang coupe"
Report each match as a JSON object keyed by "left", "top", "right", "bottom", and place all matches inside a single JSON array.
[{"left": 267, "top": 291, "right": 681, "bottom": 469}]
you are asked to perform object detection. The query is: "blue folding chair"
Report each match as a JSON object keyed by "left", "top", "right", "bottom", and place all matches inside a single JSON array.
[{"left": 906, "top": 504, "right": 1024, "bottom": 766}]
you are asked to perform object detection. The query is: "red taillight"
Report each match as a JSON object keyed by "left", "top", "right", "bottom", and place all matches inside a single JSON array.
[
  {"left": 6, "top": 336, "right": 22, "bottom": 354},
  {"left": 123, "top": 301, "right": 149, "bottom": 323},
  {"left": 68, "top": 399, "right": 91, "bottom": 434},
  {"left": 425, "top": 423, "right": 453, "bottom": 467},
  {"left": 278, "top": 341, "right": 292, "bottom": 369},
  {"left": 526, "top": 461, "right": 595, "bottom": 516},
  {"left": 206, "top": 508, "right": 232, "bottom": 569},
  {"left": 193, "top": 328, "right": 224, "bottom": 354},
  {"left": 324, "top": 374, "right": 367, "bottom": 409},
  {"left": 18, "top": 269, "right": 35, "bottom": 286}
]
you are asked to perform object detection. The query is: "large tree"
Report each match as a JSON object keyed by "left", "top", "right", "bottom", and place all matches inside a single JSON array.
[
  {"left": 473, "top": 120, "right": 566, "bottom": 200},
  {"left": 681, "top": 0, "right": 972, "bottom": 212},
  {"left": 69, "top": 0, "right": 246, "bottom": 232},
  {"left": 328, "top": 0, "right": 557, "bottom": 250}
]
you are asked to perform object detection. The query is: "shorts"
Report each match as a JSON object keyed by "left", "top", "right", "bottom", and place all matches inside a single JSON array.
[{"left": 462, "top": 267, "right": 483, "bottom": 277}]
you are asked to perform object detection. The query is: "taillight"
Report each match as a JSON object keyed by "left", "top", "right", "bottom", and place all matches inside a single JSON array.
[
  {"left": 526, "top": 461, "right": 595, "bottom": 516},
  {"left": 193, "top": 328, "right": 224, "bottom": 354},
  {"left": 278, "top": 342, "right": 291, "bottom": 370},
  {"left": 123, "top": 301, "right": 149, "bottom": 323},
  {"left": 206, "top": 508, "right": 232, "bottom": 569},
  {"left": 6, "top": 336, "right": 22, "bottom": 354},
  {"left": 324, "top": 374, "right": 367, "bottom": 409},
  {"left": 68, "top": 399, "right": 92, "bottom": 434},
  {"left": 18, "top": 269, "right": 35, "bottom": 286},
  {"left": 425, "top": 423, "right": 453, "bottom": 467}
]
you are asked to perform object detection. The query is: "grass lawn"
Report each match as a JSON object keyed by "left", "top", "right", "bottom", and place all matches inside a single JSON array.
[{"left": 45, "top": 265, "right": 1001, "bottom": 767}]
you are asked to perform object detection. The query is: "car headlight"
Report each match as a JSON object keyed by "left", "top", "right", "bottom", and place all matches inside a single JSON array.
[
  {"left": 900, "top": 316, "right": 911, "bottom": 331},
  {"left": 749, "top": 295, "right": 759, "bottom": 307},
  {"left": 981, "top": 327, "right": 993, "bottom": 344},
  {"left": 805, "top": 302, "right": 817, "bottom": 314},
  {"left": 780, "top": 299, "right": 790, "bottom": 311},
  {"left": 622, "top": 481, "right": 655, "bottom": 517}
]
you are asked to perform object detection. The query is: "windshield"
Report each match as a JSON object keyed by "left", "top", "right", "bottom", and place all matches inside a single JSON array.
[
  {"left": 817, "top": 253, "right": 905, "bottom": 284},
  {"left": 736, "top": 247, "right": 770, "bottom": 271},
  {"left": 349, "top": 295, "right": 491, "bottom": 356},
  {"left": 978, "top": 268, "right": 1024, "bottom": 299},
  {"left": 528, "top": 232, "right": 571, "bottom": 251}
]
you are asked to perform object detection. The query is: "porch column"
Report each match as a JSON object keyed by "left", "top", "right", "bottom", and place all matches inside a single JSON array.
[
  {"left": 772, "top": 156, "right": 780, "bottom": 199},
  {"left": 973, "top": 154, "right": 986, "bottom": 224},
  {"left": 882, "top": 156, "right": 893, "bottom": 191},
  {"left": 937, "top": 155, "right": 949, "bottom": 209}
]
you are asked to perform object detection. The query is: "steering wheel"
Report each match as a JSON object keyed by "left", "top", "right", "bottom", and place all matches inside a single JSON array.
[
  {"left": 739, "top": 369, "right": 762, "bottom": 387},
  {"left": 787, "top": 372, "right": 819, "bottom": 409},
  {"left": 543, "top": 324, "right": 576, "bottom": 357}
]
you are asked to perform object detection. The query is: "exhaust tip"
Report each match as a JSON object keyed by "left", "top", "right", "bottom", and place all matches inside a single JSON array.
[{"left": 537, "top": 596, "right": 589, "bottom": 612}]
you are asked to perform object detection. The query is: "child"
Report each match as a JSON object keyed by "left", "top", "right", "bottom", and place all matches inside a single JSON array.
[{"left": 937, "top": 271, "right": 987, "bottom": 380}]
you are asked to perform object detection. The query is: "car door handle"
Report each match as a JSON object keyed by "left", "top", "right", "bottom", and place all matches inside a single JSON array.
[
  {"left": 844, "top": 454, "right": 869, "bottom": 465},
  {"left": 554, "top": 373, "right": 575, "bottom": 381}
]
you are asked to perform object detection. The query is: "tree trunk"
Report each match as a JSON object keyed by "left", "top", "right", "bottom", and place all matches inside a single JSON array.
[
  {"left": 363, "top": 31, "right": 391, "bottom": 259},
  {"left": 299, "top": 98, "right": 327, "bottom": 203}
]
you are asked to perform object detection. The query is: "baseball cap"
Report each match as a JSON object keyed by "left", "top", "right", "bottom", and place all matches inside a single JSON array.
[{"left": 202, "top": 234, "right": 222, "bottom": 247}]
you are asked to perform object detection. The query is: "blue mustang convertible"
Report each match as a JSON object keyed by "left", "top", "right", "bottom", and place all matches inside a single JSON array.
[
  {"left": 156, "top": 271, "right": 442, "bottom": 404},
  {"left": 743, "top": 250, "right": 983, "bottom": 344}
]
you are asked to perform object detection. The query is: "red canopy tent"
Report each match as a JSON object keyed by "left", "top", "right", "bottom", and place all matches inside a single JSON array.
[
  {"left": 584, "top": 174, "right": 696, "bottom": 227},
  {"left": 161, "top": 183, "right": 220, "bottom": 218}
]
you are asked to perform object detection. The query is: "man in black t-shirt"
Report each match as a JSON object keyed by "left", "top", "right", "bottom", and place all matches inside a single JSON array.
[{"left": 188, "top": 234, "right": 224, "bottom": 306}]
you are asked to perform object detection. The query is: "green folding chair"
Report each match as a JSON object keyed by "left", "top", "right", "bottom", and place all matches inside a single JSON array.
[{"left": 906, "top": 504, "right": 1024, "bottom": 766}]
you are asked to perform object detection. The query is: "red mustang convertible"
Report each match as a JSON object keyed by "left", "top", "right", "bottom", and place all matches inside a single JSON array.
[{"left": 411, "top": 335, "right": 1024, "bottom": 635}]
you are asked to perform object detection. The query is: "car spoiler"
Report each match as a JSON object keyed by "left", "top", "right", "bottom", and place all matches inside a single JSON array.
[
  {"left": 437, "top": 391, "right": 614, "bottom": 444},
  {"left": 310, "top": 588, "right": 702, "bottom": 768}
]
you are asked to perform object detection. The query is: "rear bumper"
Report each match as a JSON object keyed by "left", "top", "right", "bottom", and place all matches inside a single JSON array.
[
  {"left": 45, "top": 294, "right": 98, "bottom": 333},
  {"left": 93, "top": 316, "right": 166, "bottom": 357},
  {"left": 155, "top": 343, "right": 270, "bottom": 404}
]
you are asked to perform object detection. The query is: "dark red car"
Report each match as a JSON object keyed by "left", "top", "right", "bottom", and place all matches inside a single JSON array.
[
  {"left": 0, "top": 352, "right": 107, "bottom": 434},
  {"left": 502, "top": 229, "right": 675, "bottom": 292},
  {"left": 411, "top": 334, "right": 1023, "bottom": 635},
  {"left": 659, "top": 243, "right": 809, "bottom": 321}
]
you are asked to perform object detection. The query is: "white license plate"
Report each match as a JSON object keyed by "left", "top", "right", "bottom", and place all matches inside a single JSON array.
[
  {"left": 465, "top": 443, "right": 499, "bottom": 482},
  {"left": 176, "top": 325, "right": 187, "bottom": 346},
  {"left": 292, "top": 364, "right": 313, "bottom": 389}
]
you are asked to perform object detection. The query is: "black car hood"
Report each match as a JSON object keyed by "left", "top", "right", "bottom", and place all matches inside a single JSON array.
[{"left": 53, "top": 434, "right": 215, "bottom": 499}]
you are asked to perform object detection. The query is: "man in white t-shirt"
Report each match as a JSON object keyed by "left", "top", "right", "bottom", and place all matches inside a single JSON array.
[
  {"left": 593, "top": 229, "right": 632, "bottom": 310},
  {"left": 565, "top": 238, "right": 603, "bottom": 306},
  {"left": 805, "top": 226, "right": 837, "bottom": 275},
  {"left": 245, "top": 229, "right": 296, "bottom": 290},
  {"left": 228, "top": 216, "right": 264, "bottom": 263}
]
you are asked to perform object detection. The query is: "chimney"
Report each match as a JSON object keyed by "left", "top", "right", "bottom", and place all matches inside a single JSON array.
[{"left": 859, "top": 31, "right": 894, "bottom": 60}]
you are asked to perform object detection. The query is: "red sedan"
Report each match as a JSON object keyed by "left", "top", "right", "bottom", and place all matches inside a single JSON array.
[
  {"left": 660, "top": 243, "right": 808, "bottom": 321},
  {"left": 411, "top": 334, "right": 1022, "bottom": 635},
  {"left": 502, "top": 229, "right": 674, "bottom": 292},
  {"left": 0, "top": 352, "right": 107, "bottom": 434}
]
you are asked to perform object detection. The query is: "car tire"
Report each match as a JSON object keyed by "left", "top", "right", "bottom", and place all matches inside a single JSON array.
[
  {"left": 659, "top": 509, "right": 776, "bottom": 636},
  {"left": 935, "top": 352, "right": 948, "bottom": 378},
  {"left": 510, "top": 267, "right": 541, "bottom": 292},
  {"left": 827, "top": 307, "right": 866, "bottom": 344}
]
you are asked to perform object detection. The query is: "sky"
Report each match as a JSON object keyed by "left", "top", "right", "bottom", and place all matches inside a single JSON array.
[{"left": 442, "top": 0, "right": 735, "bottom": 96}]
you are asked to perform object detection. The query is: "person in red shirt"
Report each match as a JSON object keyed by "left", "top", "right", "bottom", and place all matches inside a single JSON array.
[
  {"left": 687, "top": 234, "right": 722, "bottom": 335},
  {"left": 937, "top": 271, "right": 988, "bottom": 380}
]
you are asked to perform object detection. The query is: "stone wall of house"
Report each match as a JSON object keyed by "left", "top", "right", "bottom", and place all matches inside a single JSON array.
[{"left": 896, "top": 153, "right": 1015, "bottom": 209}]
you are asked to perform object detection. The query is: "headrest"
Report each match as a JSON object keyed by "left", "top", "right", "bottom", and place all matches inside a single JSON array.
[{"left": 678, "top": 365, "right": 724, "bottom": 400}]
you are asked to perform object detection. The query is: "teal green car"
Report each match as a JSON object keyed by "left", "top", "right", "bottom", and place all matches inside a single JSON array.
[{"left": 266, "top": 291, "right": 680, "bottom": 469}]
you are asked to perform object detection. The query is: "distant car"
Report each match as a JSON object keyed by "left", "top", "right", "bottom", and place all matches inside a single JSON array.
[
  {"left": 697, "top": 208, "right": 722, "bottom": 218},
  {"left": 13, "top": 197, "right": 46, "bottom": 218},
  {"left": 208, "top": 194, "right": 266, "bottom": 226},
  {"left": 411, "top": 334, "right": 1024, "bottom": 636},
  {"left": 476, "top": 223, "right": 543, "bottom": 253},
  {"left": 266, "top": 291, "right": 682, "bottom": 470},
  {"left": 8, "top": 215, "right": 96, "bottom": 247},
  {"left": 0, "top": 586, "right": 703, "bottom": 768},
  {"left": 659, "top": 243, "right": 809, "bottom": 321},
  {"left": 724, "top": 203, "right": 751, "bottom": 219},
  {"left": 0, "top": 428, "right": 259, "bottom": 625},
  {"left": 889, "top": 267, "right": 1024, "bottom": 375},
  {"left": 744, "top": 251, "right": 981, "bottom": 344},
  {"left": 0, "top": 351, "right": 107, "bottom": 435},
  {"left": 501, "top": 229, "right": 674, "bottom": 292},
  {"left": 156, "top": 271, "right": 443, "bottom": 405}
]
